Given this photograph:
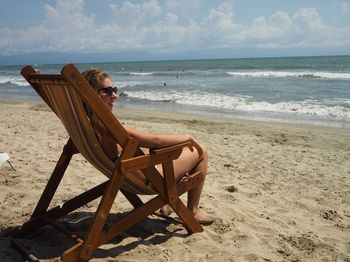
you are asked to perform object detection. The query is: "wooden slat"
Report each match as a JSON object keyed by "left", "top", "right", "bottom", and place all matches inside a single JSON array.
[
  {"left": 78, "top": 138, "right": 138, "bottom": 260},
  {"left": 162, "top": 161, "right": 178, "bottom": 205},
  {"left": 99, "top": 171, "right": 204, "bottom": 245},
  {"left": 141, "top": 166, "right": 167, "bottom": 199},
  {"left": 61, "top": 64, "right": 130, "bottom": 147},
  {"left": 10, "top": 181, "right": 107, "bottom": 238},
  {"left": 61, "top": 242, "right": 82, "bottom": 262},
  {"left": 28, "top": 75, "right": 66, "bottom": 85},
  {"left": 21, "top": 66, "right": 57, "bottom": 114},
  {"left": 120, "top": 189, "right": 144, "bottom": 208},
  {"left": 176, "top": 171, "right": 204, "bottom": 196},
  {"left": 31, "top": 139, "right": 76, "bottom": 219},
  {"left": 120, "top": 149, "right": 182, "bottom": 174},
  {"left": 98, "top": 195, "right": 165, "bottom": 245},
  {"left": 173, "top": 199, "right": 203, "bottom": 233},
  {"left": 150, "top": 141, "right": 191, "bottom": 154}
]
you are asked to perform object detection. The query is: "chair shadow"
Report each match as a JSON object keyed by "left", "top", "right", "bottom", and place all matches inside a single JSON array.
[{"left": 0, "top": 210, "right": 188, "bottom": 260}]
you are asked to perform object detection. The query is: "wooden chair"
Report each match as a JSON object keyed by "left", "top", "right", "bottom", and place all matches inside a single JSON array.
[{"left": 4, "top": 64, "right": 204, "bottom": 261}]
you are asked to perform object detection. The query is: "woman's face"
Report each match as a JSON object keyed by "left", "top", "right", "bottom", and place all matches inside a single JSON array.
[{"left": 99, "top": 77, "right": 117, "bottom": 111}]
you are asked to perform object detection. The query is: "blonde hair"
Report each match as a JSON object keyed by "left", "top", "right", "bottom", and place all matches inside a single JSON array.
[
  {"left": 82, "top": 68, "right": 111, "bottom": 142},
  {"left": 82, "top": 68, "right": 111, "bottom": 93}
]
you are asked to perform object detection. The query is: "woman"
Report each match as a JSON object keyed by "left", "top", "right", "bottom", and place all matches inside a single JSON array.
[{"left": 82, "top": 68, "right": 214, "bottom": 225}]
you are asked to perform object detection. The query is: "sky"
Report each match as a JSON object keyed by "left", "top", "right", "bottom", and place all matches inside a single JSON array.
[{"left": 0, "top": 0, "right": 349, "bottom": 65}]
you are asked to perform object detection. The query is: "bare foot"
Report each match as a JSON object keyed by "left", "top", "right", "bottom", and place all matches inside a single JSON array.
[
  {"left": 160, "top": 204, "right": 173, "bottom": 216},
  {"left": 193, "top": 210, "right": 215, "bottom": 225}
]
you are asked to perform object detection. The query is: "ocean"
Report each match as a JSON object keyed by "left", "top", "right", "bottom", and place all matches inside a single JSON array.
[{"left": 1, "top": 56, "right": 349, "bottom": 127}]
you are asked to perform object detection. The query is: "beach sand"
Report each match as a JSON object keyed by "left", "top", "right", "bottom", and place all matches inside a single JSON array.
[{"left": 0, "top": 99, "right": 349, "bottom": 261}]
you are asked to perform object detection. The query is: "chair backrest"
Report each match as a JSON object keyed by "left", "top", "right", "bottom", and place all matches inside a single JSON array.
[{"left": 21, "top": 64, "right": 155, "bottom": 194}]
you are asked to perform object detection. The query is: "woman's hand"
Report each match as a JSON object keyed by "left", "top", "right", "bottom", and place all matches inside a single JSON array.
[{"left": 187, "top": 136, "right": 203, "bottom": 159}]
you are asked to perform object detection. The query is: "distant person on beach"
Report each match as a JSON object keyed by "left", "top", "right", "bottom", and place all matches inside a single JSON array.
[{"left": 82, "top": 68, "right": 214, "bottom": 225}]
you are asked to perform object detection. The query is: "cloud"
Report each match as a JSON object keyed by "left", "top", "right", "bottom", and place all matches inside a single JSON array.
[
  {"left": 234, "top": 7, "right": 350, "bottom": 49},
  {"left": 44, "top": 0, "right": 94, "bottom": 29},
  {"left": 204, "top": 1, "right": 237, "bottom": 31},
  {"left": 110, "top": 0, "right": 162, "bottom": 27},
  {"left": 0, "top": 0, "right": 349, "bottom": 56}
]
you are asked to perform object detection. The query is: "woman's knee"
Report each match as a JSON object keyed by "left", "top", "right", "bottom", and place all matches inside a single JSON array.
[
  {"left": 196, "top": 144, "right": 208, "bottom": 179},
  {"left": 200, "top": 144, "right": 208, "bottom": 162}
]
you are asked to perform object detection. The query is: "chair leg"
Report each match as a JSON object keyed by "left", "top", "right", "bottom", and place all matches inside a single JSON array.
[
  {"left": 78, "top": 138, "right": 139, "bottom": 260},
  {"left": 31, "top": 138, "right": 76, "bottom": 219},
  {"left": 121, "top": 189, "right": 144, "bottom": 208},
  {"left": 170, "top": 199, "right": 203, "bottom": 233},
  {"left": 78, "top": 172, "right": 125, "bottom": 260},
  {"left": 98, "top": 196, "right": 165, "bottom": 246},
  {"left": 6, "top": 181, "right": 107, "bottom": 238},
  {"left": 162, "top": 161, "right": 203, "bottom": 233},
  {"left": 3, "top": 139, "right": 77, "bottom": 238}
]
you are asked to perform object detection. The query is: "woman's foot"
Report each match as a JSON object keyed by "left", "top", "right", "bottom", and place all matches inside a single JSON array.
[
  {"left": 193, "top": 210, "right": 215, "bottom": 225},
  {"left": 160, "top": 204, "right": 173, "bottom": 216}
]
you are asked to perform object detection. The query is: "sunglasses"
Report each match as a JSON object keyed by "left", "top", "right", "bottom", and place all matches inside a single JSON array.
[{"left": 100, "top": 86, "right": 118, "bottom": 96}]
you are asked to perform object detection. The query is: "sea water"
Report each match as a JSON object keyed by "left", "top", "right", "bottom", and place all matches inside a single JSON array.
[{"left": 1, "top": 56, "right": 349, "bottom": 127}]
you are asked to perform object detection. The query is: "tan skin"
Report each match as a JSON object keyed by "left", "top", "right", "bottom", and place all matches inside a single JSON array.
[{"left": 100, "top": 77, "right": 213, "bottom": 224}]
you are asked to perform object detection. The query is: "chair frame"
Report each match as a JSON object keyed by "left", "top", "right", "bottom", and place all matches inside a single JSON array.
[{"left": 3, "top": 64, "right": 204, "bottom": 261}]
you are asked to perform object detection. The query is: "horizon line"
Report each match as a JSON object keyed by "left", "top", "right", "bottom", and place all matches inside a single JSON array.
[{"left": 1, "top": 53, "right": 349, "bottom": 67}]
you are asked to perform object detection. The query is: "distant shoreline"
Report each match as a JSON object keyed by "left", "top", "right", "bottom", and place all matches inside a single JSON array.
[{"left": 1, "top": 54, "right": 349, "bottom": 67}]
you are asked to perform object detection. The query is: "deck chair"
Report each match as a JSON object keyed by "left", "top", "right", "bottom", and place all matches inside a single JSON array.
[{"left": 4, "top": 64, "right": 204, "bottom": 261}]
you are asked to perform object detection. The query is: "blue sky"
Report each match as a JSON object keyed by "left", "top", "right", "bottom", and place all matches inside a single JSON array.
[{"left": 0, "top": 0, "right": 349, "bottom": 65}]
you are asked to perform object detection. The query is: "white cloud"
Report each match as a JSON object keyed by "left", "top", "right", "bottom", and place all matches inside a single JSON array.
[
  {"left": 164, "top": 0, "right": 200, "bottom": 13},
  {"left": 110, "top": 0, "right": 162, "bottom": 27},
  {"left": 0, "top": 0, "right": 349, "bottom": 56},
  {"left": 292, "top": 8, "right": 323, "bottom": 30},
  {"left": 269, "top": 11, "right": 293, "bottom": 28},
  {"left": 234, "top": 7, "right": 350, "bottom": 49},
  {"left": 204, "top": 0, "right": 236, "bottom": 31}
]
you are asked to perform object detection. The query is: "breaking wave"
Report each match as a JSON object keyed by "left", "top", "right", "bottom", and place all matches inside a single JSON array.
[
  {"left": 227, "top": 71, "right": 350, "bottom": 79},
  {"left": 124, "top": 91, "right": 350, "bottom": 119}
]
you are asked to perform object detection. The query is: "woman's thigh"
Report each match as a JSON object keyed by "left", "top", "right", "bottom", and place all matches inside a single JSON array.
[{"left": 171, "top": 147, "right": 200, "bottom": 181}]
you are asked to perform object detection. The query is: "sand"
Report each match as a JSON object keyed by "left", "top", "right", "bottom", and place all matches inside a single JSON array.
[{"left": 0, "top": 99, "right": 349, "bottom": 261}]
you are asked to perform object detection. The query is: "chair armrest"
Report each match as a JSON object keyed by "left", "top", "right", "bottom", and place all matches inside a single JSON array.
[
  {"left": 120, "top": 142, "right": 190, "bottom": 174},
  {"left": 149, "top": 141, "right": 191, "bottom": 155}
]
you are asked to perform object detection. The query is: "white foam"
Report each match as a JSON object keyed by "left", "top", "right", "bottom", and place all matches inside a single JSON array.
[
  {"left": 0, "top": 76, "right": 29, "bottom": 86},
  {"left": 125, "top": 90, "right": 350, "bottom": 119},
  {"left": 115, "top": 81, "right": 127, "bottom": 88},
  {"left": 227, "top": 71, "right": 350, "bottom": 79},
  {"left": 129, "top": 72, "right": 154, "bottom": 76}
]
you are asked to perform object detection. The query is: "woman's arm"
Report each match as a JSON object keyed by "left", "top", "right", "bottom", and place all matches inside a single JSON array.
[{"left": 124, "top": 125, "right": 203, "bottom": 157}]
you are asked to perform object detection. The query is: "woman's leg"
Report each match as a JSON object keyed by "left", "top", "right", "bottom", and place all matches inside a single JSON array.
[
  {"left": 187, "top": 149, "right": 207, "bottom": 211},
  {"left": 160, "top": 144, "right": 213, "bottom": 224}
]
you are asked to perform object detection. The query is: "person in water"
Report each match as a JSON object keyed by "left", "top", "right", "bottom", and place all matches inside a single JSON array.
[{"left": 82, "top": 68, "right": 214, "bottom": 225}]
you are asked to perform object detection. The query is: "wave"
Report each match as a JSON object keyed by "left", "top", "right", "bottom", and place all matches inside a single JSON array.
[
  {"left": 126, "top": 70, "right": 210, "bottom": 77},
  {"left": 129, "top": 72, "right": 154, "bottom": 76},
  {"left": 114, "top": 69, "right": 350, "bottom": 79},
  {"left": 227, "top": 71, "right": 350, "bottom": 79},
  {"left": 124, "top": 91, "right": 350, "bottom": 119},
  {"left": 0, "top": 76, "right": 29, "bottom": 86},
  {"left": 125, "top": 70, "right": 350, "bottom": 79}
]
